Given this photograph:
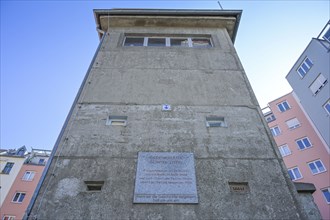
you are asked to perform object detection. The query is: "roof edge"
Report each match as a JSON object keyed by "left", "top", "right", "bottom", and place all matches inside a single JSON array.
[{"left": 93, "top": 9, "right": 242, "bottom": 43}]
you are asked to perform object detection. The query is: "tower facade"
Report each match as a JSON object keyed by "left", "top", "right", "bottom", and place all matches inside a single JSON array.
[{"left": 26, "top": 9, "right": 318, "bottom": 219}]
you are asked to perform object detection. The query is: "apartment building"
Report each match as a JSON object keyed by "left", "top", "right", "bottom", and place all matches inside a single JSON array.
[
  {"left": 263, "top": 92, "right": 329, "bottom": 219},
  {"left": 1, "top": 149, "right": 51, "bottom": 220},
  {"left": 286, "top": 21, "right": 330, "bottom": 149},
  {"left": 0, "top": 146, "right": 27, "bottom": 207}
]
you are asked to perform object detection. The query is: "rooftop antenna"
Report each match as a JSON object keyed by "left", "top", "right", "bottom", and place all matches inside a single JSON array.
[{"left": 217, "top": 1, "right": 223, "bottom": 10}]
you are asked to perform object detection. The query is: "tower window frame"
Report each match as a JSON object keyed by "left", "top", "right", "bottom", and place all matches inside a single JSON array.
[{"left": 123, "top": 35, "right": 213, "bottom": 48}]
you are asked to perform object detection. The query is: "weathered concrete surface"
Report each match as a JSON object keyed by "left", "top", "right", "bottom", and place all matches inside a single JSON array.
[{"left": 27, "top": 10, "right": 318, "bottom": 220}]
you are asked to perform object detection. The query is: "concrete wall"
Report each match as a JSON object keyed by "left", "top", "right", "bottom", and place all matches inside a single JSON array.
[
  {"left": 28, "top": 19, "right": 309, "bottom": 219},
  {"left": 286, "top": 39, "right": 330, "bottom": 148}
]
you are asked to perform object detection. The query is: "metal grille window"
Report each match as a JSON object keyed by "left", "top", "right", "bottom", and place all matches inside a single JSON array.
[
  {"left": 2, "top": 162, "right": 14, "bottom": 174},
  {"left": 106, "top": 115, "right": 128, "bottom": 126},
  {"left": 206, "top": 116, "right": 227, "bottom": 127},
  {"left": 308, "top": 160, "right": 326, "bottom": 175},
  {"left": 297, "top": 57, "right": 313, "bottom": 78}
]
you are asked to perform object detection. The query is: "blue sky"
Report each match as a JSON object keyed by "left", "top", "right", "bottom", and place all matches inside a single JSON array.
[{"left": 1, "top": 0, "right": 329, "bottom": 151}]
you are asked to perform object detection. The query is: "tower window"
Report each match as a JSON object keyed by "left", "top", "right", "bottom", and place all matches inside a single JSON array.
[
  {"left": 106, "top": 115, "right": 128, "bottom": 126},
  {"left": 170, "top": 38, "right": 189, "bottom": 47},
  {"left": 124, "top": 37, "right": 144, "bottom": 46},
  {"left": 123, "top": 35, "right": 212, "bottom": 48},
  {"left": 192, "top": 38, "right": 212, "bottom": 48},
  {"left": 147, "top": 38, "right": 166, "bottom": 47}
]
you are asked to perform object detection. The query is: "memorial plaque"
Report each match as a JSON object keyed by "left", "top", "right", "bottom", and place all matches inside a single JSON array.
[{"left": 133, "top": 152, "right": 198, "bottom": 203}]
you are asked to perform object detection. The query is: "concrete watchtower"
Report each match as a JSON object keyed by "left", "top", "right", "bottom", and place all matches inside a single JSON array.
[{"left": 26, "top": 9, "right": 320, "bottom": 219}]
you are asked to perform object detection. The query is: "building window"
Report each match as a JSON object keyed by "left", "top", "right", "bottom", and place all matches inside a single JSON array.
[
  {"left": 323, "top": 28, "right": 330, "bottom": 42},
  {"left": 296, "top": 137, "right": 312, "bottom": 150},
  {"left": 22, "top": 171, "right": 35, "bottom": 181},
  {"left": 38, "top": 158, "right": 45, "bottom": 165},
  {"left": 288, "top": 167, "right": 303, "bottom": 181},
  {"left": 270, "top": 126, "right": 281, "bottom": 136},
  {"left": 308, "top": 160, "right": 326, "bottom": 175},
  {"left": 309, "top": 73, "right": 328, "bottom": 95},
  {"left": 286, "top": 118, "right": 300, "bottom": 130},
  {"left": 123, "top": 36, "right": 212, "bottom": 48},
  {"left": 106, "top": 115, "right": 128, "bottom": 126},
  {"left": 206, "top": 116, "right": 227, "bottom": 127},
  {"left": 2, "top": 216, "right": 16, "bottom": 220},
  {"left": 324, "top": 100, "right": 330, "bottom": 115},
  {"left": 12, "top": 192, "right": 26, "bottom": 203},
  {"left": 279, "top": 144, "right": 291, "bottom": 157},
  {"left": 297, "top": 57, "right": 313, "bottom": 78},
  {"left": 321, "top": 187, "right": 330, "bottom": 204},
  {"left": 265, "top": 113, "right": 276, "bottom": 123},
  {"left": 277, "top": 101, "right": 290, "bottom": 112},
  {"left": 2, "top": 162, "right": 14, "bottom": 174}
]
